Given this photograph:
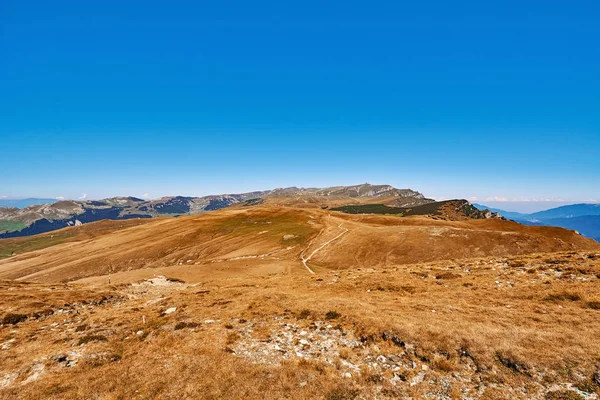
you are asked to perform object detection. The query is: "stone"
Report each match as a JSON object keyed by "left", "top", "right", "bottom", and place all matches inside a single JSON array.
[{"left": 164, "top": 307, "right": 177, "bottom": 315}]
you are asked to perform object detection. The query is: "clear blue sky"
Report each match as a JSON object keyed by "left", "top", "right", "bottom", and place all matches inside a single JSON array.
[{"left": 1, "top": 1, "right": 599, "bottom": 210}]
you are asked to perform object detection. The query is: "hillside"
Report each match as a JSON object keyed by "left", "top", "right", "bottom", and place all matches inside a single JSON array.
[
  {"left": 1, "top": 203, "right": 600, "bottom": 399},
  {"left": 1, "top": 205, "right": 597, "bottom": 283},
  {"left": 0, "top": 184, "right": 433, "bottom": 239}
]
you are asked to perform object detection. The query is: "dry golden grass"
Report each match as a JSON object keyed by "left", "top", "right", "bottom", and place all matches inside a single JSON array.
[
  {"left": 1, "top": 251, "right": 600, "bottom": 399},
  {"left": 1, "top": 205, "right": 600, "bottom": 398},
  {"left": 0, "top": 205, "right": 597, "bottom": 283}
]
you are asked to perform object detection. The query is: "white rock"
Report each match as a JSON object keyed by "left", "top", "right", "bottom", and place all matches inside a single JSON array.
[
  {"left": 164, "top": 307, "right": 177, "bottom": 315},
  {"left": 136, "top": 330, "right": 144, "bottom": 336}
]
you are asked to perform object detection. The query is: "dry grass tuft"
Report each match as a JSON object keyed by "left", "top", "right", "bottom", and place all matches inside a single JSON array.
[
  {"left": 2, "top": 313, "right": 27, "bottom": 325},
  {"left": 77, "top": 334, "right": 108, "bottom": 345},
  {"left": 174, "top": 321, "right": 200, "bottom": 330},
  {"left": 543, "top": 291, "right": 583, "bottom": 302},
  {"left": 325, "top": 385, "right": 360, "bottom": 400},
  {"left": 585, "top": 301, "right": 600, "bottom": 310},
  {"left": 545, "top": 390, "right": 585, "bottom": 400},
  {"left": 325, "top": 311, "right": 341, "bottom": 320}
]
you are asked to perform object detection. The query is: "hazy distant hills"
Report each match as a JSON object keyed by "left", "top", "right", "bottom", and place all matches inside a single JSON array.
[
  {"left": 474, "top": 203, "right": 600, "bottom": 242},
  {"left": 0, "top": 198, "right": 57, "bottom": 209},
  {"left": 0, "top": 184, "right": 433, "bottom": 238}
]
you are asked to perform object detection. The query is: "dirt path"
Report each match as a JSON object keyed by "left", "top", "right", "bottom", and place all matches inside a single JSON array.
[{"left": 300, "top": 222, "right": 349, "bottom": 274}]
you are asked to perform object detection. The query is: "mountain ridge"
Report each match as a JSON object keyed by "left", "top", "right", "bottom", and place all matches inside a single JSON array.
[{"left": 0, "top": 184, "right": 433, "bottom": 238}]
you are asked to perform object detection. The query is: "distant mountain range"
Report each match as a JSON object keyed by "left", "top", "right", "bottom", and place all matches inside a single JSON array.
[
  {"left": 474, "top": 203, "right": 600, "bottom": 242},
  {"left": 0, "top": 198, "right": 57, "bottom": 209},
  {"left": 0, "top": 184, "right": 433, "bottom": 238}
]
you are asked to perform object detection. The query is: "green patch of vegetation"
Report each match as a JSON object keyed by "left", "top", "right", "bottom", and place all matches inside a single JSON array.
[
  {"left": 331, "top": 204, "right": 405, "bottom": 215},
  {"left": 0, "top": 220, "right": 27, "bottom": 234},
  {"left": 212, "top": 213, "right": 316, "bottom": 247},
  {"left": 0, "top": 232, "right": 75, "bottom": 259},
  {"left": 331, "top": 201, "right": 453, "bottom": 216}
]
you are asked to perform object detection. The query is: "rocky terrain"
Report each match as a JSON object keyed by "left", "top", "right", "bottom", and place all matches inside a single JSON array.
[
  {"left": 0, "top": 184, "right": 434, "bottom": 239},
  {"left": 1, "top": 251, "right": 600, "bottom": 399}
]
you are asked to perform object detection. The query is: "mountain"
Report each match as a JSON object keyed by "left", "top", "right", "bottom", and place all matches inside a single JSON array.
[
  {"left": 474, "top": 203, "right": 600, "bottom": 242},
  {"left": 528, "top": 203, "right": 600, "bottom": 220},
  {"left": 0, "top": 198, "right": 57, "bottom": 209},
  {"left": 0, "top": 184, "right": 433, "bottom": 238}
]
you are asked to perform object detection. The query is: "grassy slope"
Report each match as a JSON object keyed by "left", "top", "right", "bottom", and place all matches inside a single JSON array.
[
  {"left": 0, "top": 219, "right": 153, "bottom": 259},
  {"left": 1, "top": 206, "right": 598, "bottom": 283},
  {"left": 0, "top": 220, "right": 27, "bottom": 235}
]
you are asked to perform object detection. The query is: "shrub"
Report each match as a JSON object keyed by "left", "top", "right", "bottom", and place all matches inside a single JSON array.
[
  {"left": 325, "top": 311, "right": 341, "bottom": 320},
  {"left": 174, "top": 322, "right": 200, "bottom": 330},
  {"left": 585, "top": 301, "right": 600, "bottom": 310},
  {"left": 2, "top": 313, "right": 28, "bottom": 325}
]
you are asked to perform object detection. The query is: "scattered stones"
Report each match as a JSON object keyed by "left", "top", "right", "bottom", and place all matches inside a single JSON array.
[{"left": 1, "top": 339, "right": 16, "bottom": 350}]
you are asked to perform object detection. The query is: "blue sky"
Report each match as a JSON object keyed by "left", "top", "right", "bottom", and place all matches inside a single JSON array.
[{"left": 1, "top": 1, "right": 599, "bottom": 211}]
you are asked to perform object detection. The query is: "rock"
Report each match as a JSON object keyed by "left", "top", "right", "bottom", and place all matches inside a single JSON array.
[
  {"left": 1, "top": 339, "right": 16, "bottom": 350},
  {"left": 593, "top": 371, "right": 600, "bottom": 386},
  {"left": 164, "top": 307, "right": 177, "bottom": 315},
  {"left": 136, "top": 330, "right": 144, "bottom": 336},
  {"left": 283, "top": 235, "right": 297, "bottom": 240},
  {"left": 410, "top": 371, "right": 425, "bottom": 386}
]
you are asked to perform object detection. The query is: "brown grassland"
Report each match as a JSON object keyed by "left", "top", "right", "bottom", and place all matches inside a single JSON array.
[{"left": 1, "top": 205, "right": 600, "bottom": 399}]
